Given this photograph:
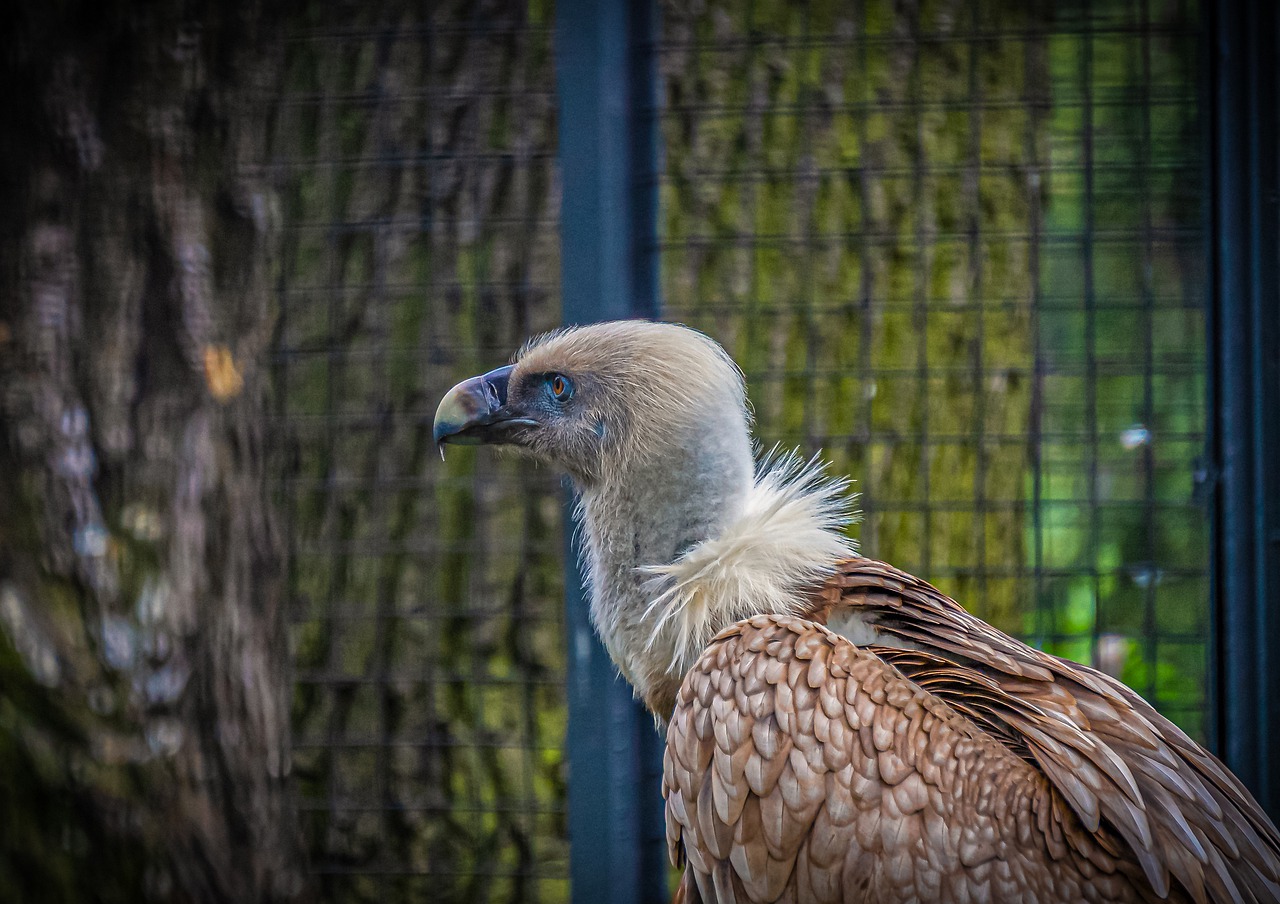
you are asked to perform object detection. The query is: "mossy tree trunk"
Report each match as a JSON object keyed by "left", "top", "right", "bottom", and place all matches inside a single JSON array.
[
  {"left": 0, "top": 2, "right": 307, "bottom": 900},
  {"left": 274, "top": 3, "right": 568, "bottom": 899},
  {"left": 659, "top": 0, "right": 1040, "bottom": 631}
]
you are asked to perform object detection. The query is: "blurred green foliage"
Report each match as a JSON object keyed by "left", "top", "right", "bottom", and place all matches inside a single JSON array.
[
  {"left": 1027, "top": 2, "right": 1207, "bottom": 738},
  {"left": 0, "top": 638, "right": 148, "bottom": 902}
]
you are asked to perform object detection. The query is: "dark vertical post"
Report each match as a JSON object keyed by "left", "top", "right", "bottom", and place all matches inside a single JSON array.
[
  {"left": 1208, "top": 0, "right": 1280, "bottom": 817},
  {"left": 554, "top": 0, "right": 667, "bottom": 900}
]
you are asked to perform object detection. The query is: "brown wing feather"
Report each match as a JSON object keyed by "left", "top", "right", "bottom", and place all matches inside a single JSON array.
[
  {"left": 664, "top": 613, "right": 1169, "bottom": 903},
  {"left": 814, "top": 557, "right": 1280, "bottom": 904}
]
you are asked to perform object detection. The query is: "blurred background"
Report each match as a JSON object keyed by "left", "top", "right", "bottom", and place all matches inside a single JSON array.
[{"left": 1, "top": 0, "right": 1275, "bottom": 902}]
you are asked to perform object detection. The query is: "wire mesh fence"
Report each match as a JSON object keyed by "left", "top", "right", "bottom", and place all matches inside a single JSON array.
[
  {"left": 271, "top": 0, "right": 1209, "bottom": 899},
  {"left": 273, "top": 2, "right": 568, "bottom": 901},
  {"left": 656, "top": 0, "right": 1208, "bottom": 738}
]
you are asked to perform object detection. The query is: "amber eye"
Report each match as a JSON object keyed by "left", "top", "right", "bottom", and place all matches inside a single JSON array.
[{"left": 547, "top": 373, "right": 573, "bottom": 402}]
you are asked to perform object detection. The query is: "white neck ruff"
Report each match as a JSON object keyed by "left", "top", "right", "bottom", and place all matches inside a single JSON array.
[{"left": 636, "top": 450, "right": 859, "bottom": 678}]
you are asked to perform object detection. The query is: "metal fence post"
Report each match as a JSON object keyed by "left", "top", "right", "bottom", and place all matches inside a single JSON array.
[
  {"left": 1208, "top": 0, "right": 1280, "bottom": 818},
  {"left": 554, "top": 0, "right": 668, "bottom": 900}
]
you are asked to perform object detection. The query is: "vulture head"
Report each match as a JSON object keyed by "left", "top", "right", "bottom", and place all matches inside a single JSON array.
[
  {"left": 434, "top": 320, "right": 751, "bottom": 486},
  {"left": 435, "top": 320, "right": 855, "bottom": 716}
]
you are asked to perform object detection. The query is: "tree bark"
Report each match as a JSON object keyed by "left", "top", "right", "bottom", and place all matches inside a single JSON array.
[
  {"left": 0, "top": 2, "right": 307, "bottom": 900},
  {"left": 659, "top": 0, "right": 1039, "bottom": 631}
]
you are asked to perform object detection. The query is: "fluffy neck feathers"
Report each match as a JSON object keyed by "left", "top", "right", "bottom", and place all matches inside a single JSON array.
[{"left": 577, "top": 447, "right": 857, "bottom": 718}]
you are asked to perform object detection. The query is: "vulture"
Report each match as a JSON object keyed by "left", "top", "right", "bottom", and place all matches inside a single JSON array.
[{"left": 433, "top": 320, "right": 1280, "bottom": 904}]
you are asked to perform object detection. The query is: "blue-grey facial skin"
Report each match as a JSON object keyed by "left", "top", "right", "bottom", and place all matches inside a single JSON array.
[{"left": 434, "top": 365, "right": 578, "bottom": 450}]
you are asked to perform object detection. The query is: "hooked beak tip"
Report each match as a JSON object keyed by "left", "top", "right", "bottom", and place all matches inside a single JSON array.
[{"left": 433, "top": 364, "right": 531, "bottom": 449}]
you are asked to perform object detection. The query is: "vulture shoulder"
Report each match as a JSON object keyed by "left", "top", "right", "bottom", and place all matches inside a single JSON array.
[{"left": 663, "top": 557, "right": 1280, "bottom": 904}]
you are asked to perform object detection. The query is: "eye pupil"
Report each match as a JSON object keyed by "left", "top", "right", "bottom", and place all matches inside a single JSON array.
[{"left": 548, "top": 374, "right": 571, "bottom": 401}]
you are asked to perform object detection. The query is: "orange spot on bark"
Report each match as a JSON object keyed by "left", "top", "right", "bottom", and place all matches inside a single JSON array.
[{"left": 203, "top": 344, "right": 244, "bottom": 402}]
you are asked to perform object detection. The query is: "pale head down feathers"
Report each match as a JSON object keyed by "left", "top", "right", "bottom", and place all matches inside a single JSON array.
[{"left": 513, "top": 320, "right": 750, "bottom": 484}]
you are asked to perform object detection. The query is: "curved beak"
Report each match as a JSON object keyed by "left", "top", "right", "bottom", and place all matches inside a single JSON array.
[{"left": 433, "top": 365, "right": 538, "bottom": 448}]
